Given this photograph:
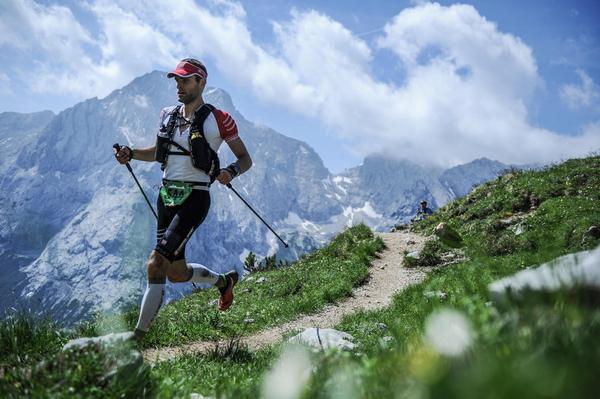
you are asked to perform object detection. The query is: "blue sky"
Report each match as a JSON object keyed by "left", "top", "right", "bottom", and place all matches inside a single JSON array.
[{"left": 1, "top": 0, "right": 599, "bottom": 172}]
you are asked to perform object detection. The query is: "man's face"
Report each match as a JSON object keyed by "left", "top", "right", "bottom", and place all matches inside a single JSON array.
[{"left": 175, "top": 76, "right": 202, "bottom": 104}]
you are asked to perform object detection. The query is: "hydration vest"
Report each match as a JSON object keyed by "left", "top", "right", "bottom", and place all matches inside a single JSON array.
[{"left": 154, "top": 104, "right": 220, "bottom": 182}]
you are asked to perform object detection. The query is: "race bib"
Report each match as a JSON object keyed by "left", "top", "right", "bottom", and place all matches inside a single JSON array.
[{"left": 160, "top": 180, "right": 193, "bottom": 207}]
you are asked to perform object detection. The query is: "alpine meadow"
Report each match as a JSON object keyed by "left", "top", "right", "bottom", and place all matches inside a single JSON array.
[{"left": 1, "top": 155, "right": 599, "bottom": 398}]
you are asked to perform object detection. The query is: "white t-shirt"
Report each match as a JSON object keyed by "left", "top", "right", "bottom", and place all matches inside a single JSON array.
[{"left": 157, "top": 104, "right": 239, "bottom": 183}]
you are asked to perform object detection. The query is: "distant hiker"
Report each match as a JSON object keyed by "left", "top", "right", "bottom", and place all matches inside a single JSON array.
[
  {"left": 114, "top": 58, "right": 252, "bottom": 339},
  {"left": 414, "top": 200, "right": 434, "bottom": 221}
]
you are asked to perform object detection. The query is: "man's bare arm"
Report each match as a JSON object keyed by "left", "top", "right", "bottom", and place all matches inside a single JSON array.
[
  {"left": 131, "top": 146, "right": 156, "bottom": 162},
  {"left": 227, "top": 138, "right": 252, "bottom": 173},
  {"left": 215, "top": 137, "right": 252, "bottom": 185},
  {"left": 115, "top": 145, "right": 156, "bottom": 164}
]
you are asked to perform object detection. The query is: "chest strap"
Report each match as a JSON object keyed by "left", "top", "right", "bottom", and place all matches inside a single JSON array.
[
  {"left": 167, "top": 141, "right": 191, "bottom": 156},
  {"left": 165, "top": 104, "right": 214, "bottom": 156}
]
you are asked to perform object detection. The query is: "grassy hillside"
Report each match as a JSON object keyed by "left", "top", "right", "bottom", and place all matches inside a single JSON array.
[
  {"left": 150, "top": 156, "right": 600, "bottom": 399},
  {"left": 84, "top": 224, "right": 383, "bottom": 348},
  {"left": 318, "top": 156, "right": 600, "bottom": 398},
  {"left": 1, "top": 156, "right": 599, "bottom": 398},
  {"left": 1, "top": 225, "right": 383, "bottom": 398}
]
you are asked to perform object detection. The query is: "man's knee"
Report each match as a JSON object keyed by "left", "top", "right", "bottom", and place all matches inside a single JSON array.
[{"left": 147, "top": 251, "right": 169, "bottom": 279}]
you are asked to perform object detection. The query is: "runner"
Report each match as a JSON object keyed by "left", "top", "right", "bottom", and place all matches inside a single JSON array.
[
  {"left": 114, "top": 58, "right": 252, "bottom": 339},
  {"left": 414, "top": 200, "right": 434, "bottom": 221}
]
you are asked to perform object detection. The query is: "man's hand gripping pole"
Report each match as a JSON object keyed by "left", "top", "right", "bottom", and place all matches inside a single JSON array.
[{"left": 113, "top": 143, "right": 158, "bottom": 220}]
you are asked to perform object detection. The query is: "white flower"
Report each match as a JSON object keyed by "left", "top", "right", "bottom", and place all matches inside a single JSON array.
[
  {"left": 424, "top": 308, "right": 473, "bottom": 357},
  {"left": 262, "top": 345, "right": 312, "bottom": 399}
]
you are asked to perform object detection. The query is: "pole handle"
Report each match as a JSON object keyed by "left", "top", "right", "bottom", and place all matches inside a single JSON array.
[
  {"left": 114, "top": 143, "right": 134, "bottom": 172},
  {"left": 113, "top": 143, "right": 157, "bottom": 220}
]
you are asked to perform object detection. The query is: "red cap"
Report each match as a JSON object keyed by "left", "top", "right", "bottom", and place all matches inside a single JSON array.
[{"left": 167, "top": 61, "right": 207, "bottom": 80}]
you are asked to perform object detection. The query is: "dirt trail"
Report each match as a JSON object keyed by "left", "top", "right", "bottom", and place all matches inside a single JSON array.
[{"left": 143, "top": 231, "right": 428, "bottom": 364}]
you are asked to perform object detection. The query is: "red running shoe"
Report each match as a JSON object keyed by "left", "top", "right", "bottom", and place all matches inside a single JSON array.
[{"left": 218, "top": 271, "right": 238, "bottom": 311}]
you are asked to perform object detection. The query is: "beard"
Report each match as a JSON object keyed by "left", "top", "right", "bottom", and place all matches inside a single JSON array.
[{"left": 179, "top": 89, "right": 199, "bottom": 104}]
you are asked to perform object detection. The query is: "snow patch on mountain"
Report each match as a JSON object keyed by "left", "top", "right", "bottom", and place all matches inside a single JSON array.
[{"left": 134, "top": 95, "right": 149, "bottom": 108}]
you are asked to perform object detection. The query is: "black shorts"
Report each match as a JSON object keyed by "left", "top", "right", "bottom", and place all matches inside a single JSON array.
[{"left": 155, "top": 189, "right": 211, "bottom": 262}]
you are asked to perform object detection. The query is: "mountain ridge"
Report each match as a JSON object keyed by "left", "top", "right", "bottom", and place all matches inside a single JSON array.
[{"left": 0, "top": 71, "right": 516, "bottom": 323}]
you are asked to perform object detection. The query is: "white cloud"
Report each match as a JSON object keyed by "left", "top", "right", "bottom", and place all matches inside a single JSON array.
[
  {"left": 0, "top": 0, "right": 179, "bottom": 98},
  {"left": 578, "top": 121, "right": 600, "bottom": 154},
  {"left": 272, "top": 9, "right": 375, "bottom": 118},
  {"left": 0, "top": 0, "right": 97, "bottom": 94},
  {"left": 378, "top": 3, "right": 539, "bottom": 99},
  {"left": 560, "top": 69, "right": 599, "bottom": 110},
  {"left": 268, "top": 2, "right": 599, "bottom": 166},
  {"left": 0, "top": 73, "right": 11, "bottom": 95},
  {"left": 0, "top": 1, "right": 92, "bottom": 51},
  {"left": 127, "top": 0, "right": 318, "bottom": 114},
  {"left": 1, "top": 0, "right": 598, "bottom": 166}
]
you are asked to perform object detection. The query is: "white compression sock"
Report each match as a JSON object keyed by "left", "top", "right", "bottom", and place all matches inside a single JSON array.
[
  {"left": 135, "top": 280, "right": 165, "bottom": 333},
  {"left": 188, "top": 263, "right": 220, "bottom": 285}
]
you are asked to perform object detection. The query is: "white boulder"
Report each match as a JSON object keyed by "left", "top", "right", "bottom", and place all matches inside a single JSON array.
[
  {"left": 490, "top": 245, "right": 600, "bottom": 303},
  {"left": 62, "top": 331, "right": 135, "bottom": 351},
  {"left": 288, "top": 328, "right": 355, "bottom": 351}
]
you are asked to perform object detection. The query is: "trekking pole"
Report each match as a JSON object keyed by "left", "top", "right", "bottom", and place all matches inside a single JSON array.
[
  {"left": 113, "top": 143, "right": 158, "bottom": 220},
  {"left": 226, "top": 183, "right": 289, "bottom": 248}
]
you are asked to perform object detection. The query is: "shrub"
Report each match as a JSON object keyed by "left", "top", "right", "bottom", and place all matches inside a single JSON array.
[
  {"left": 404, "top": 238, "right": 445, "bottom": 267},
  {"left": 487, "top": 232, "right": 519, "bottom": 256}
]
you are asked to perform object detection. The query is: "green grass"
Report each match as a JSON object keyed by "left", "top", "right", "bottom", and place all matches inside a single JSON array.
[
  {"left": 88, "top": 224, "right": 383, "bottom": 348},
  {"left": 151, "top": 156, "right": 600, "bottom": 398},
  {"left": 416, "top": 156, "right": 600, "bottom": 256},
  {"left": 0, "top": 314, "right": 153, "bottom": 398},
  {"left": 403, "top": 238, "right": 446, "bottom": 267},
  {"left": 151, "top": 341, "right": 277, "bottom": 399},
  {"left": 298, "top": 156, "right": 600, "bottom": 398},
  {"left": 0, "top": 224, "right": 383, "bottom": 397},
  {"left": 0, "top": 313, "right": 70, "bottom": 369},
  {"left": 2, "top": 340, "right": 152, "bottom": 398},
  {"left": 305, "top": 284, "right": 600, "bottom": 399},
  {"left": 2, "top": 156, "right": 599, "bottom": 398}
]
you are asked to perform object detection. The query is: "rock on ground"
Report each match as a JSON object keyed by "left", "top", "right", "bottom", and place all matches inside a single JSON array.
[
  {"left": 434, "top": 223, "right": 463, "bottom": 248},
  {"left": 62, "top": 332, "right": 142, "bottom": 384},
  {"left": 288, "top": 328, "right": 355, "bottom": 351},
  {"left": 585, "top": 225, "right": 600, "bottom": 239},
  {"left": 489, "top": 245, "right": 600, "bottom": 304},
  {"left": 62, "top": 331, "right": 135, "bottom": 351}
]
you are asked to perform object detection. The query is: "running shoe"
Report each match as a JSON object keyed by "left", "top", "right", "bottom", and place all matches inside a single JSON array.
[{"left": 218, "top": 271, "right": 238, "bottom": 311}]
